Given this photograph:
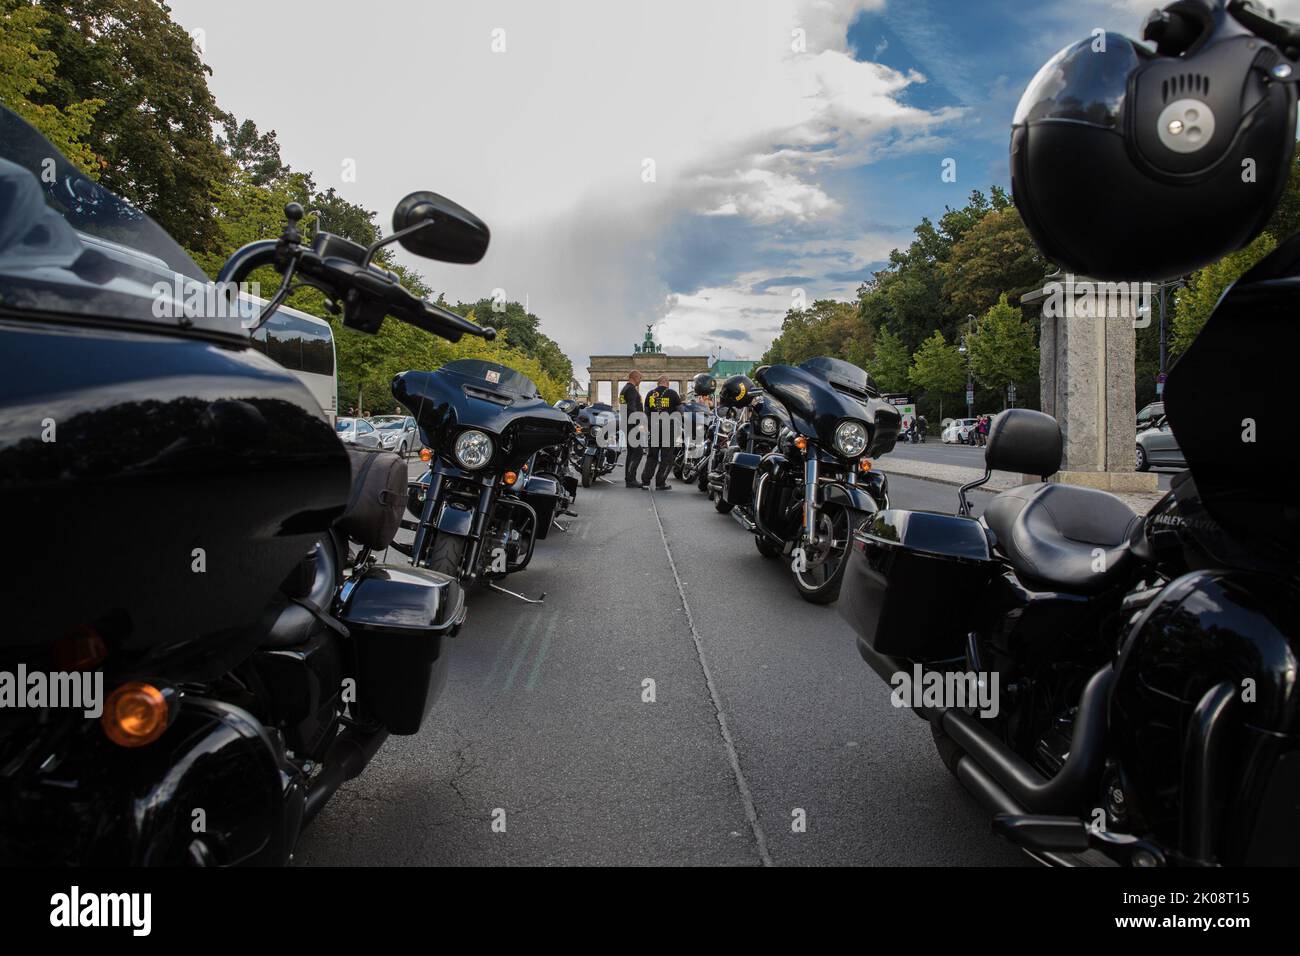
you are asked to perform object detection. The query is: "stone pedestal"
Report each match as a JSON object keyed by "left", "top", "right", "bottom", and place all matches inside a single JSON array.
[{"left": 1020, "top": 277, "right": 1158, "bottom": 493}]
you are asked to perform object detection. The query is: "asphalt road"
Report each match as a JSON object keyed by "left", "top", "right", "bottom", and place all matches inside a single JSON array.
[
  {"left": 294, "top": 459, "right": 1027, "bottom": 866},
  {"left": 891, "top": 439, "right": 1178, "bottom": 491}
]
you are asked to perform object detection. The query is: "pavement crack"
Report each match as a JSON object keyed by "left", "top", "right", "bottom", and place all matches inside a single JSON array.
[{"left": 648, "top": 491, "right": 774, "bottom": 867}]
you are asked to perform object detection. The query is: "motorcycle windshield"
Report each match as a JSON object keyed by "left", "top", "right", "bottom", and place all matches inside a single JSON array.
[
  {"left": 1163, "top": 234, "right": 1300, "bottom": 569},
  {"left": 439, "top": 358, "right": 542, "bottom": 398},
  {"left": 0, "top": 106, "right": 241, "bottom": 335}
]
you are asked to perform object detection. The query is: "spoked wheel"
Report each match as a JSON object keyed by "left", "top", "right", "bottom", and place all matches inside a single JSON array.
[{"left": 791, "top": 505, "right": 861, "bottom": 604}]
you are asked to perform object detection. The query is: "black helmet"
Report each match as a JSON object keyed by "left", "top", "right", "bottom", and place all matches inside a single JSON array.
[
  {"left": 1011, "top": 0, "right": 1297, "bottom": 281},
  {"left": 691, "top": 372, "right": 717, "bottom": 397},
  {"left": 717, "top": 374, "right": 755, "bottom": 408}
]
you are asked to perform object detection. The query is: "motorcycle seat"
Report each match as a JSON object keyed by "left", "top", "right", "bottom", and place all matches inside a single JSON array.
[
  {"left": 982, "top": 482, "right": 1140, "bottom": 595},
  {"left": 260, "top": 537, "right": 341, "bottom": 648}
]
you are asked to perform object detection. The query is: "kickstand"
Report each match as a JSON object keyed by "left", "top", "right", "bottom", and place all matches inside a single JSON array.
[
  {"left": 485, "top": 581, "right": 547, "bottom": 604},
  {"left": 551, "top": 517, "right": 568, "bottom": 533}
]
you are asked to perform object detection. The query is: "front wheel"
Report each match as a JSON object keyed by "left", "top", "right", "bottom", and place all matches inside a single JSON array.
[
  {"left": 755, "top": 535, "right": 782, "bottom": 558},
  {"left": 426, "top": 533, "right": 467, "bottom": 578},
  {"left": 714, "top": 494, "right": 733, "bottom": 514},
  {"left": 581, "top": 455, "right": 595, "bottom": 487},
  {"left": 791, "top": 505, "right": 863, "bottom": 605}
]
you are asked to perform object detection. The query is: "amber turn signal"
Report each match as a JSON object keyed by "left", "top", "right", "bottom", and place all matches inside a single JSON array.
[
  {"left": 794, "top": 436, "right": 808, "bottom": 451},
  {"left": 859, "top": 457, "right": 872, "bottom": 472},
  {"left": 419, "top": 447, "right": 432, "bottom": 462},
  {"left": 53, "top": 625, "right": 108, "bottom": 671},
  {"left": 503, "top": 471, "right": 518, "bottom": 486},
  {"left": 101, "top": 682, "right": 170, "bottom": 748}
]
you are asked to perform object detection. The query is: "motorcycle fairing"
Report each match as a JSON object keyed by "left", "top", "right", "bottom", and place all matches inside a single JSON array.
[{"left": 1163, "top": 233, "right": 1300, "bottom": 571}]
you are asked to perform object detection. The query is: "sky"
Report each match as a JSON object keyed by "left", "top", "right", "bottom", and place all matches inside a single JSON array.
[{"left": 167, "top": 0, "right": 1300, "bottom": 384}]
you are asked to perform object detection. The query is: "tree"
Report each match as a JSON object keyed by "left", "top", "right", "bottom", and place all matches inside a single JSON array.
[
  {"left": 759, "top": 299, "right": 868, "bottom": 368},
  {"left": 218, "top": 116, "right": 290, "bottom": 187},
  {"left": 968, "top": 294, "right": 1038, "bottom": 406},
  {"left": 908, "top": 330, "right": 966, "bottom": 404},
  {"left": 940, "top": 206, "right": 1047, "bottom": 320},
  {"left": 27, "top": 0, "right": 234, "bottom": 255},
  {"left": 0, "top": 0, "right": 101, "bottom": 173},
  {"left": 870, "top": 326, "right": 912, "bottom": 394},
  {"left": 1172, "top": 232, "right": 1277, "bottom": 356}
]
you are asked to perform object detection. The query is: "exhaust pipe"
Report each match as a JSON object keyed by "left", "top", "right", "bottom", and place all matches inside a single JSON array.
[
  {"left": 856, "top": 638, "right": 1112, "bottom": 814},
  {"left": 302, "top": 722, "right": 389, "bottom": 822}
]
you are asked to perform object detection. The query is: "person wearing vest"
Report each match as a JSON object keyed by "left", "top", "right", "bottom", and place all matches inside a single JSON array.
[
  {"left": 619, "top": 370, "right": 645, "bottom": 488},
  {"left": 640, "top": 376, "right": 681, "bottom": 490}
]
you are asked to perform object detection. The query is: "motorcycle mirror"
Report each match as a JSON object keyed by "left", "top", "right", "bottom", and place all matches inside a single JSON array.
[{"left": 391, "top": 191, "right": 490, "bottom": 264}]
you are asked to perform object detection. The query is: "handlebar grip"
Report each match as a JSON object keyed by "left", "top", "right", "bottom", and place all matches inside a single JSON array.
[
  {"left": 215, "top": 240, "right": 279, "bottom": 286},
  {"left": 419, "top": 300, "right": 497, "bottom": 341}
]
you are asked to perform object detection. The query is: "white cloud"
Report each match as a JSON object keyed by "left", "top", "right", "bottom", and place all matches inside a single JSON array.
[{"left": 167, "top": 0, "right": 963, "bottom": 376}]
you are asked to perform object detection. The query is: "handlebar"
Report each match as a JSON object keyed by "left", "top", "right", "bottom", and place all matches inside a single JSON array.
[{"left": 216, "top": 233, "right": 496, "bottom": 343}]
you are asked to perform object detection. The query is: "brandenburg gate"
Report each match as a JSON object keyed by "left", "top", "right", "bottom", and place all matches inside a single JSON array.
[{"left": 586, "top": 326, "right": 710, "bottom": 405}]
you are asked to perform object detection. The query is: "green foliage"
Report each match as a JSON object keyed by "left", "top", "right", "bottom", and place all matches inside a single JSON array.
[
  {"left": 908, "top": 330, "right": 965, "bottom": 398},
  {"left": 1172, "top": 232, "right": 1277, "bottom": 356},
  {"left": 939, "top": 206, "right": 1047, "bottom": 319},
  {"left": 0, "top": 0, "right": 102, "bottom": 173},
  {"left": 968, "top": 294, "right": 1038, "bottom": 402},
  {"left": 870, "top": 326, "right": 912, "bottom": 394},
  {"left": 760, "top": 299, "right": 870, "bottom": 368},
  {"left": 26, "top": 0, "right": 234, "bottom": 254},
  {"left": 450, "top": 298, "right": 572, "bottom": 387}
]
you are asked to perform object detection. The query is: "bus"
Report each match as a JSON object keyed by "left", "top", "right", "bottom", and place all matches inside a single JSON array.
[
  {"left": 244, "top": 305, "right": 339, "bottom": 425},
  {"left": 80, "top": 233, "right": 340, "bottom": 424}
]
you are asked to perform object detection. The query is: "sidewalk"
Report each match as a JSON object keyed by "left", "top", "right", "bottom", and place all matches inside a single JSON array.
[{"left": 883, "top": 455, "right": 1166, "bottom": 515}]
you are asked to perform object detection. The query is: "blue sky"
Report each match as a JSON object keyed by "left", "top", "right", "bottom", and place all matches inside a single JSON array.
[{"left": 171, "top": 0, "right": 1190, "bottom": 377}]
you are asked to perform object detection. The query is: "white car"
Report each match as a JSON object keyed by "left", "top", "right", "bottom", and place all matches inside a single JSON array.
[
  {"left": 942, "top": 418, "right": 979, "bottom": 444},
  {"left": 369, "top": 415, "right": 418, "bottom": 456},
  {"left": 335, "top": 417, "right": 380, "bottom": 449}
]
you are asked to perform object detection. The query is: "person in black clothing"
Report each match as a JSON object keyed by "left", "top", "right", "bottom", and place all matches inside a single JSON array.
[
  {"left": 620, "top": 370, "right": 644, "bottom": 487},
  {"left": 641, "top": 376, "right": 681, "bottom": 490}
]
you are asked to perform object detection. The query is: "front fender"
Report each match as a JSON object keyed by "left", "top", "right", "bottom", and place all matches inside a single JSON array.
[
  {"left": 434, "top": 500, "right": 476, "bottom": 536},
  {"left": 821, "top": 480, "right": 883, "bottom": 515}
]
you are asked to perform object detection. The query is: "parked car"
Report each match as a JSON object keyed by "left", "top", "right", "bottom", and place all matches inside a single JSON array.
[
  {"left": 941, "top": 418, "right": 979, "bottom": 444},
  {"left": 369, "top": 415, "right": 418, "bottom": 456},
  {"left": 335, "top": 416, "right": 381, "bottom": 449},
  {"left": 1136, "top": 400, "right": 1165, "bottom": 431},
  {"left": 1136, "top": 415, "right": 1185, "bottom": 470}
]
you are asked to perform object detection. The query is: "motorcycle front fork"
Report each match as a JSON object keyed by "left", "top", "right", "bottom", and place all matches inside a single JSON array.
[{"left": 803, "top": 456, "right": 820, "bottom": 546}]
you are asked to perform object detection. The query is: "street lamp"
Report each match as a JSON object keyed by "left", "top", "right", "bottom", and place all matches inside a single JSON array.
[{"left": 960, "top": 313, "right": 975, "bottom": 418}]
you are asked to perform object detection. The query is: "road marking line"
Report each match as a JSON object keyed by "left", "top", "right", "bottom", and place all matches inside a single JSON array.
[
  {"left": 503, "top": 616, "right": 543, "bottom": 691},
  {"left": 485, "top": 614, "right": 538, "bottom": 688},
  {"left": 648, "top": 492, "right": 773, "bottom": 867},
  {"left": 525, "top": 616, "right": 558, "bottom": 691}
]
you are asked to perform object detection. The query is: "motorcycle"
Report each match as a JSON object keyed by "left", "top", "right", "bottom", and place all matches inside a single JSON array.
[
  {"left": 839, "top": 0, "right": 1300, "bottom": 866},
  {"left": 674, "top": 400, "right": 712, "bottom": 483},
  {"left": 720, "top": 357, "right": 899, "bottom": 604},
  {"left": 574, "top": 401, "right": 622, "bottom": 487},
  {"left": 707, "top": 378, "right": 788, "bottom": 512},
  {"left": 0, "top": 105, "right": 496, "bottom": 864},
  {"left": 395, "top": 358, "right": 572, "bottom": 604}
]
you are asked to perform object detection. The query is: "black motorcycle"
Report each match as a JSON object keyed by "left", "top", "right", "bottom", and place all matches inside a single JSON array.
[
  {"left": 574, "top": 401, "right": 621, "bottom": 487},
  {"left": 394, "top": 359, "right": 572, "bottom": 603},
  {"left": 673, "top": 400, "right": 712, "bottom": 482},
  {"left": 707, "top": 376, "right": 787, "bottom": 512},
  {"left": 720, "top": 358, "right": 898, "bottom": 604},
  {"left": 0, "top": 105, "right": 496, "bottom": 864},
  {"left": 839, "top": 0, "right": 1300, "bottom": 866}
]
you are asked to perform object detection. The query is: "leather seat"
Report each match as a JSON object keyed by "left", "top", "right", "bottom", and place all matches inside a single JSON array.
[
  {"left": 982, "top": 483, "right": 1140, "bottom": 595},
  {"left": 259, "top": 537, "right": 341, "bottom": 648}
]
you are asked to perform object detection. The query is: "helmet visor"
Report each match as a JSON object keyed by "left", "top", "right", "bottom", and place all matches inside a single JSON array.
[{"left": 1013, "top": 34, "right": 1150, "bottom": 129}]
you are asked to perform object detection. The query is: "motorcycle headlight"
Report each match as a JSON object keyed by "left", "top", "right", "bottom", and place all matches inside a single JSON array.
[
  {"left": 759, "top": 416, "right": 779, "bottom": 436},
  {"left": 834, "top": 420, "right": 869, "bottom": 458},
  {"left": 453, "top": 429, "right": 493, "bottom": 469}
]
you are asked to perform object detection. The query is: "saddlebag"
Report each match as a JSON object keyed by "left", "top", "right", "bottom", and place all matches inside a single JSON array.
[
  {"left": 335, "top": 448, "right": 407, "bottom": 549},
  {"left": 838, "top": 509, "right": 995, "bottom": 663},
  {"left": 723, "top": 452, "right": 761, "bottom": 507},
  {"left": 521, "top": 474, "right": 562, "bottom": 539},
  {"left": 338, "top": 565, "right": 466, "bottom": 734}
]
